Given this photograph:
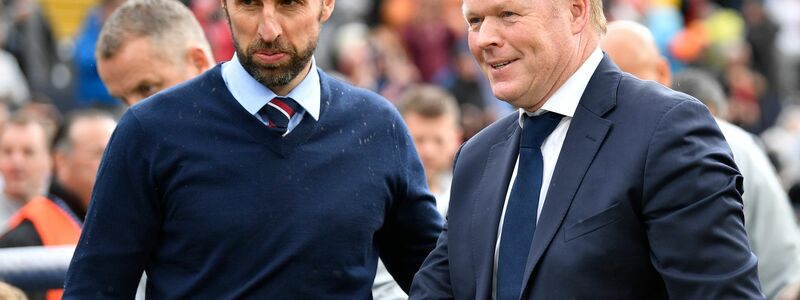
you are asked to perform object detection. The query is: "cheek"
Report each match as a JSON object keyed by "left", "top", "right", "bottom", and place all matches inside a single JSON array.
[
  {"left": 34, "top": 158, "right": 51, "bottom": 175},
  {"left": 467, "top": 35, "right": 482, "bottom": 61},
  {"left": 231, "top": 18, "right": 258, "bottom": 40}
]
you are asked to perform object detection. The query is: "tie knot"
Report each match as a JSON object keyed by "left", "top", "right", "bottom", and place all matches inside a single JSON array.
[
  {"left": 520, "top": 111, "right": 563, "bottom": 148},
  {"left": 259, "top": 97, "right": 300, "bottom": 135},
  {"left": 268, "top": 97, "right": 299, "bottom": 117}
]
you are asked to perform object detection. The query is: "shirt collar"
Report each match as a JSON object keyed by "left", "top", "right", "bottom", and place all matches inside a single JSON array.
[
  {"left": 518, "top": 47, "right": 604, "bottom": 127},
  {"left": 221, "top": 53, "right": 321, "bottom": 121}
]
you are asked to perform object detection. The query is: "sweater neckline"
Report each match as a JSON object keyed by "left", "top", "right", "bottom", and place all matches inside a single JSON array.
[{"left": 208, "top": 65, "right": 330, "bottom": 157}]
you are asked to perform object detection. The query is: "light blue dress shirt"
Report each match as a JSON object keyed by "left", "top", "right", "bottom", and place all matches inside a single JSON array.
[{"left": 221, "top": 53, "right": 321, "bottom": 135}]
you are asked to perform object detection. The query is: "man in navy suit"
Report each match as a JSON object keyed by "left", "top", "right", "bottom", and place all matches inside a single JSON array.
[{"left": 409, "top": 0, "right": 764, "bottom": 298}]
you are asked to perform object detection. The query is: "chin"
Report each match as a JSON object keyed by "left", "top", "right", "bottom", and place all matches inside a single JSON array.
[{"left": 490, "top": 86, "right": 522, "bottom": 104}]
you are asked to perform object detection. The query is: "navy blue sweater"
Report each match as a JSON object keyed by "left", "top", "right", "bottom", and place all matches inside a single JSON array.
[{"left": 63, "top": 66, "right": 443, "bottom": 299}]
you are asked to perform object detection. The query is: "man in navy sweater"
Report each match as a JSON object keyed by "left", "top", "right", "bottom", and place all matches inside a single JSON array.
[{"left": 63, "top": 0, "right": 444, "bottom": 298}]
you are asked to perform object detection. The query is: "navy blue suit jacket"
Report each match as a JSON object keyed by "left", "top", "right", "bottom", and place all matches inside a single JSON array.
[{"left": 409, "top": 56, "right": 763, "bottom": 299}]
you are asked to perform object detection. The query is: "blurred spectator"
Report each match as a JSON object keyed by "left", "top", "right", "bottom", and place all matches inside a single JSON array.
[
  {"left": 765, "top": 0, "right": 800, "bottom": 101},
  {"left": 398, "top": 85, "right": 462, "bottom": 215},
  {"left": 762, "top": 106, "right": 800, "bottom": 189},
  {"left": 315, "top": 0, "right": 374, "bottom": 70},
  {"left": 383, "top": 84, "right": 478, "bottom": 300},
  {"left": 602, "top": 20, "right": 800, "bottom": 300},
  {"left": 370, "top": 26, "right": 419, "bottom": 102},
  {"left": 15, "top": 102, "right": 62, "bottom": 142},
  {"left": 721, "top": 42, "right": 781, "bottom": 134},
  {"left": 742, "top": 0, "right": 779, "bottom": 93},
  {"left": 447, "top": 43, "right": 489, "bottom": 111},
  {"left": 601, "top": 20, "right": 671, "bottom": 85},
  {"left": 95, "top": 0, "right": 214, "bottom": 106},
  {"left": 0, "top": 8, "right": 31, "bottom": 109},
  {"left": 49, "top": 110, "right": 117, "bottom": 223},
  {"left": 331, "top": 22, "right": 378, "bottom": 90},
  {"left": 0, "top": 110, "right": 116, "bottom": 300},
  {"left": 400, "top": 0, "right": 457, "bottom": 84},
  {"left": 0, "top": 50, "right": 30, "bottom": 108},
  {"left": 381, "top": 0, "right": 416, "bottom": 30},
  {"left": 0, "top": 115, "right": 52, "bottom": 232},
  {"left": 0, "top": 0, "right": 59, "bottom": 101},
  {"left": 72, "top": 0, "right": 125, "bottom": 109}
]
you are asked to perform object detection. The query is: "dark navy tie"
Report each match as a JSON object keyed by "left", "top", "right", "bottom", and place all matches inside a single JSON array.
[
  {"left": 258, "top": 97, "right": 299, "bottom": 135},
  {"left": 497, "top": 111, "right": 563, "bottom": 300}
]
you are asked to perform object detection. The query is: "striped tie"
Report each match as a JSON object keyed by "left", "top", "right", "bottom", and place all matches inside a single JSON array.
[{"left": 259, "top": 97, "right": 299, "bottom": 135}]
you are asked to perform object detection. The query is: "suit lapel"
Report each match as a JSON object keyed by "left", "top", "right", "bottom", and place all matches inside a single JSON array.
[
  {"left": 470, "top": 117, "right": 521, "bottom": 299},
  {"left": 519, "top": 55, "right": 620, "bottom": 292}
]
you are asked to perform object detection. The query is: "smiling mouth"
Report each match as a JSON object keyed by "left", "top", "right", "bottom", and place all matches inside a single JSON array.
[{"left": 491, "top": 59, "right": 518, "bottom": 69}]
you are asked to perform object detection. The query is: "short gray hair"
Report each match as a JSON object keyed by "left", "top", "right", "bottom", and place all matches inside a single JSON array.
[
  {"left": 96, "top": 0, "right": 211, "bottom": 62},
  {"left": 673, "top": 68, "right": 728, "bottom": 118}
]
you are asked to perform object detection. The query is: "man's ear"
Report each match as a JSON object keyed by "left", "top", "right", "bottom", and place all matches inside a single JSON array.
[
  {"left": 657, "top": 56, "right": 672, "bottom": 87},
  {"left": 186, "top": 46, "right": 213, "bottom": 75},
  {"left": 320, "top": 0, "right": 335, "bottom": 23},
  {"left": 53, "top": 151, "right": 69, "bottom": 183},
  {"left": 569, "top": 0, "right": 590, "bottom": 34}
]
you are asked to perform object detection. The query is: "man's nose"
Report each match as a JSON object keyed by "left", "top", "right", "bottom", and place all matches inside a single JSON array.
[
  {"left": 258, "top": 6, "right": 282, "bottom": 42},
  {"left": 475, "top": 18, "right": 502, "bottom": 49}
]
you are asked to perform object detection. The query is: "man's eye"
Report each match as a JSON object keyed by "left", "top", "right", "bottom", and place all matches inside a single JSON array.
[
  {"left": 279, "top": 0, "right": 298, "bottom": 5},
  {"left": 241, "top": 0, "right": 256, "bottom": 5},
  {"left": 500, "top": 11, "right": 516, "bottom": 18},
  {"left": 139, "top": 85, "right": 157, "bottom": 97},
  {"left": 467, "top": 17, "right": 483, "bottom": 30}
]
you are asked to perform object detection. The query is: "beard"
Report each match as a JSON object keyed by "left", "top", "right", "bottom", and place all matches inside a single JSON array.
[{"left": 234, "top": 35, "right": 316, "bottom": 89}]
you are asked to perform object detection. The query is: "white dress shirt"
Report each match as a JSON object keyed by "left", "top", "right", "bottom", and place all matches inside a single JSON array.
[
  {"left": 221, "top": 53, "right": 321, "bottom": 135},
  {"left": 492, "top": 48, "right": 604, "bottom": 298}
]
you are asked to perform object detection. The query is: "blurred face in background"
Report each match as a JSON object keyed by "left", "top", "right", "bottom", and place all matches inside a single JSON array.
[
  {"left": 404, "top": 112, "right": 462, "bottom": 179},
  {"left": 54, "top": 117, "right": 116, "bottom": 208},
  {"left": 0, "top": 122, "right": 51, "bottom": 203},
  {"left": 600, "top": 21, "right": 671, "bottom": 86},
  {"left": 223, "top": 0, "right": 335, "bottom": 95},
  {"left": 98, "top": 37, "right": 206, "bottom": 106}
]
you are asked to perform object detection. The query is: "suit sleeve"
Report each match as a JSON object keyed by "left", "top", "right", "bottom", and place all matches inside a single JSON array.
[
  {"left": 63, "top": 111, "right": 161, "bottom": 298},
  {"left": 641, "top": 100, "right": 763, "bottom": 298},
  {"left": 377, "top": 114, "right": 445, "bottom": 292},
  {"left": 409, "top": 221, "right": 453, "bottom": 300},
  {"left": 408, "top": 145, "right": 465, "bottom": 300}
]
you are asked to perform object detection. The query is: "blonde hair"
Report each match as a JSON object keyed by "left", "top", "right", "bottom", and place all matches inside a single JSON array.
[{"left": 590, "top": 0, "right": 607, "bottom": 33}]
